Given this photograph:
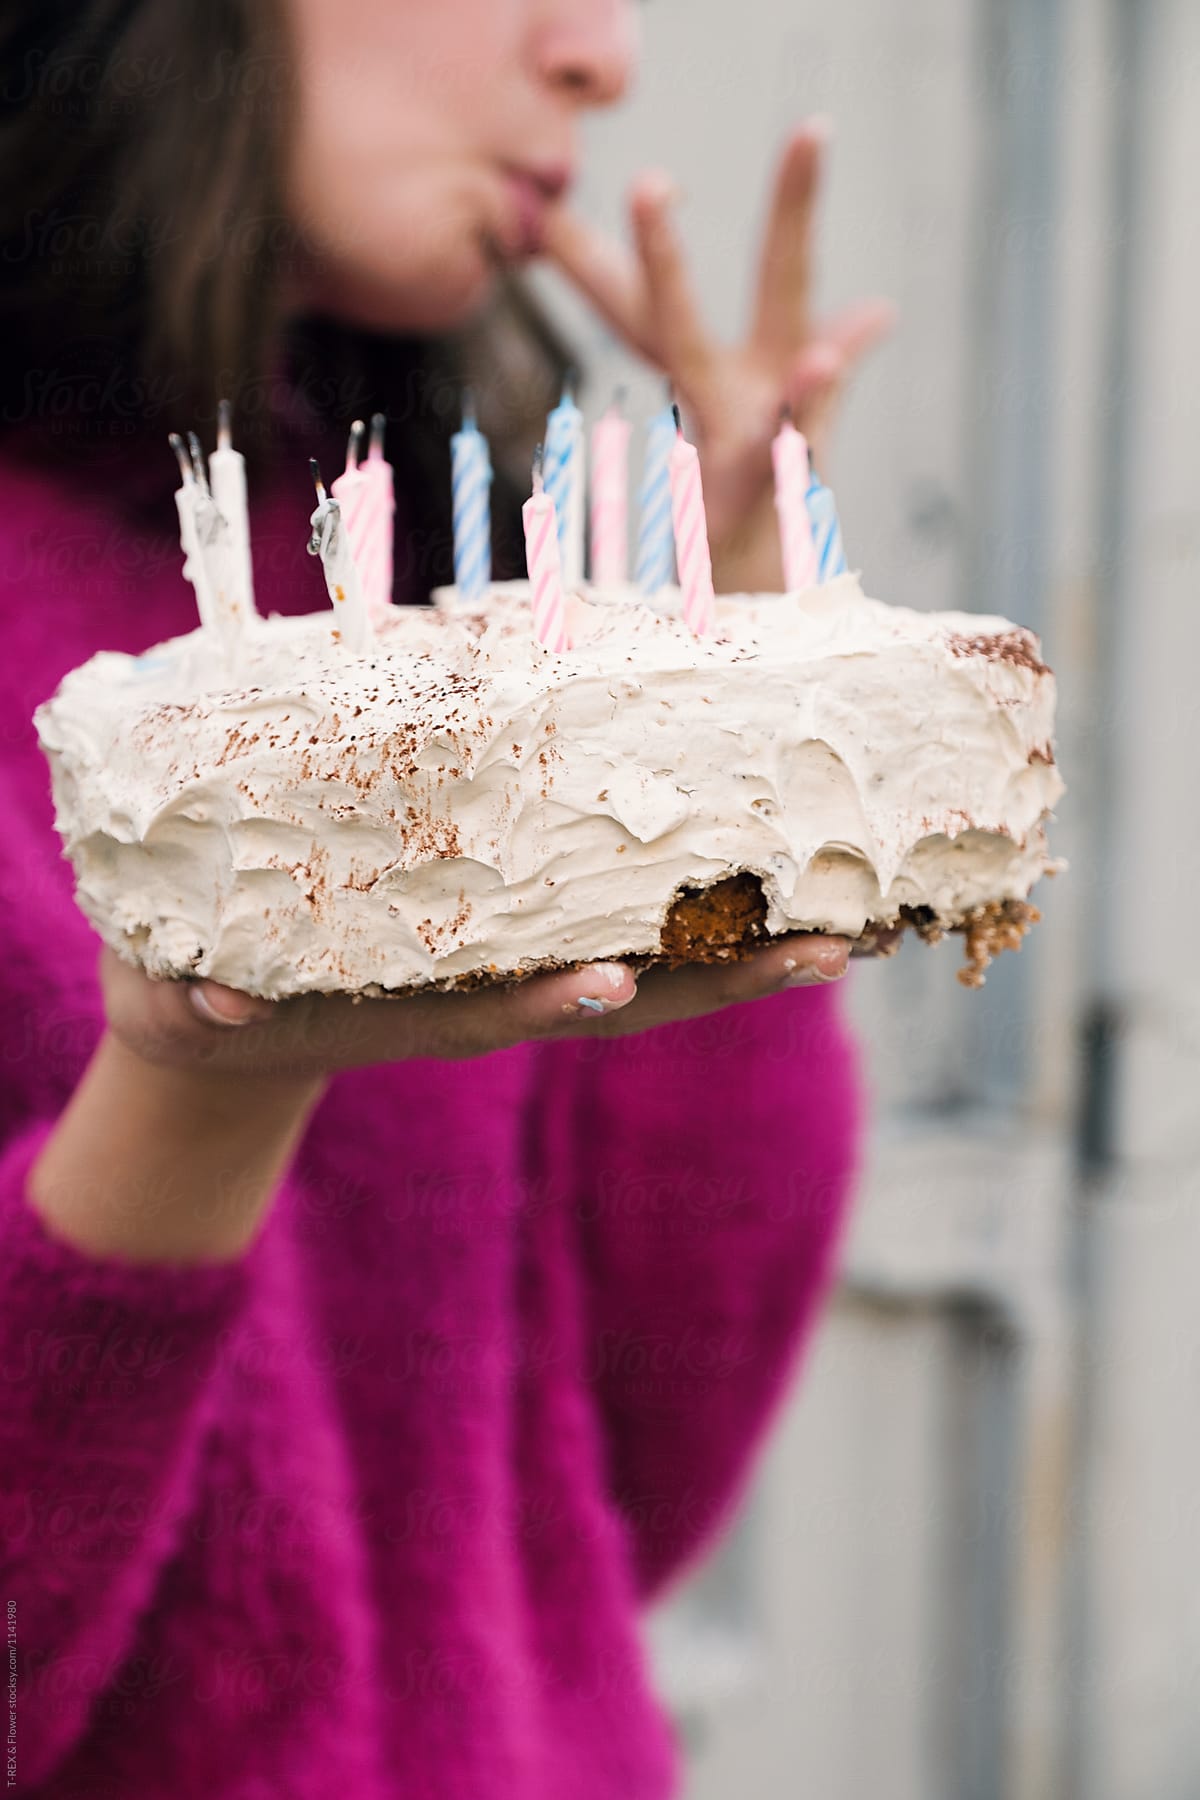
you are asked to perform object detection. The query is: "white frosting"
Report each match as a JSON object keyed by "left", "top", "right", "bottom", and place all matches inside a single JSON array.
[{"left": 34, "top": 575, "right": 1064, "bottom": 997}]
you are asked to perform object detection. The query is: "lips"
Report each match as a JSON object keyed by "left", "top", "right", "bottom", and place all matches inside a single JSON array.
[{"left": 499, "top": 164, "right": 574, "bottom": 258}]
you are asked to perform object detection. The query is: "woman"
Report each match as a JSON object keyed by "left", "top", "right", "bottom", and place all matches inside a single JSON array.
[{"left": 0, "top": 2, "right": 891, "bottom": 1795}]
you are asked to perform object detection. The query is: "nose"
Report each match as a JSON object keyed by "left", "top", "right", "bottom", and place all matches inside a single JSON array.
[{"left": 532, "top": 0, "right": 638, "bottom": 108}]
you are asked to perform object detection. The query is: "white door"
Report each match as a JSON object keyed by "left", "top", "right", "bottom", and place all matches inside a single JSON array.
[{"left": 540, "top": 0, "right": 1200, "bottom": 1792}]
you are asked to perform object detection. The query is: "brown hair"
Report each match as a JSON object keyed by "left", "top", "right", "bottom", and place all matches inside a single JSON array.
[{"left": 0, "top": 0, "right": 569, "bottom": 586}]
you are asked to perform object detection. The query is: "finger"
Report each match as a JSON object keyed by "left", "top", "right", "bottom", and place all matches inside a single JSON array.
[
  {"left": 459, "top": 960, "right": 639, "bottom": 1053},
  {"left": 851, "top": 925, "right": 903, "bottom": 960},
  {"left": 562, "top": 935, "right": 850, "bottom": 1039},
  {"left": 822, "top": 296, "right": 898, "bottom": 368},
  {"left": 785, "top": 302, "right": 895, "bottom": 466},
  {"left": 330, "top": 961, "right": 641, "bottom": 1064},
  {"left": 98, "top": 950, "right": 293, "bottom": 1074},
  {"left": 628, "top": 170, "right": 714, "bottom": 392},
  {"left": 783, "top": 342, "right": 845, "bottom": 467},
  {"left": 102, "top": 946, "right": 640, "bottom": 1075},
  {"left": 785, "top": 339, "right": 843, "bottom": 406},
  {"left": 752, "top": 118, "right": 830, "bottom": 360},
  {"left": 541, "top": 204, "right": 651, "bottom": 353},
  {"left": 189, "top": 980, "right": 278, "bottom": 1028}
]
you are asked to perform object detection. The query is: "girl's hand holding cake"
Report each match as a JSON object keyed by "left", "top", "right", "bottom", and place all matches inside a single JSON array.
[
  {"left": 28, "top": 936, "right": 846, "bottom": 1266},
  {"left": 544, "top": 120, "right": 895, "bottom": 593},
  {"left": 104, "top": 933, "right": 849, "bottom": 1076}
]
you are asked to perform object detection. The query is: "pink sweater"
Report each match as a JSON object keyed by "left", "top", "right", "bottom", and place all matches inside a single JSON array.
[{"left": 0, "top": 433, "right": 861, "bottom": 1798}]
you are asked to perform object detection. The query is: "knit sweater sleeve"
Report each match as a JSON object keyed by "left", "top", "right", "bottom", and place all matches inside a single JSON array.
[
  {"left": 0, "top": 1117, "right": 260, "bottom": 1789},
  {"left": 546, "top": 985, "right": 862, "bottom": 1600}
]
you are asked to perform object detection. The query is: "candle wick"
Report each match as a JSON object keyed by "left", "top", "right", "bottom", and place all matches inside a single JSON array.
[
  {"left": 217, "top": 397, "right": 233, "bottom": 453},
  {"left": 531, "top": 442, "right": 545, "bottom": 495},
  {"left": 187, "top": 431, "right": 210, "bottom": 493},
  {"left": 462, "top": 388, "right": 477, "bottom": 431},
  {"left": 779, "top": 402, "right": 794, "bottom": 427},
  {"left": 346, "top": 419, "right": 365, "bottom": 473},
  {"left": 671, "top": 402, "right": 684, "bottom": 437},
  {"left": 611, "top": 383, "right": 627, "bottom": 418},
  {"left": 368, "top": 412, "right": 386, "bottom": 462},
  {"left": 309, "top": 457, "right": 328, "bottom": 503},
  {"left": 168, "top": 432, "right": 193, "bottom": 484},
  {"left": 561, "top": 369, "right": 578, "bottom": 406}
]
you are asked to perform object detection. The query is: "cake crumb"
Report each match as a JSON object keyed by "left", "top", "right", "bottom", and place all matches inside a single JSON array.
[{"left": 955, "top": 898, "right": 1041, "bottom": 988}]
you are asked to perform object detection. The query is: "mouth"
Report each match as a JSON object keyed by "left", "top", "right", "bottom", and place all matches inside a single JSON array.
[{"left": 497, "top": 163, "right": 574, "bottom": 259}]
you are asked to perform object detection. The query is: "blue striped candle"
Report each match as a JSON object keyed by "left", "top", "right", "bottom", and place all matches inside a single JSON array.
[
  {"left": 635, "top": 404, "right": 676, "bottom": 593},
  {"left": 542, "top": 382, "right": 584, "bottom": 588},
  {"left": 805, "top": 469, "right": 848, "bottom": 582},
  {"left": 450, "top": 394, "right": 493, "bottom": 601}
]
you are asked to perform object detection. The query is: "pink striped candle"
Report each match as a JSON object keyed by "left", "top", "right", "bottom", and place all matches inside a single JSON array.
[
  {"left": 522, "top": 447, "right": 570, "bottom": 653},
  {"left": 589, "top": 396, "right": 630, "bottom": 584},
  {"left": 667, "top": 406, "right": 716, "bottom": 637},
  {"left": 332, "top": 413, "right": 394, "bottom": 620},
  {"left": 771, "top": 416, "right": 820, "bottom": 591}
]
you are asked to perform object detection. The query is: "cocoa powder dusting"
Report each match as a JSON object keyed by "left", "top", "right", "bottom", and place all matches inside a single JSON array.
[{"left": 944, "top": 629, "right": 1050, "bottom": 676}]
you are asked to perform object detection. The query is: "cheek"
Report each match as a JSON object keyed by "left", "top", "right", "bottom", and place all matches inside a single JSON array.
[
  {"left": 294, "top": 160, "right": 496, "bottom": 331},
  {"left": 283, "top": 0, "right": 514, "bottom": 329}
]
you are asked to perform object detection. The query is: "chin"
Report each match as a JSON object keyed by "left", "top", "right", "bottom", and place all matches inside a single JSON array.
[{"left": 312, "top": 247, "right": 499, "bottom": 337}]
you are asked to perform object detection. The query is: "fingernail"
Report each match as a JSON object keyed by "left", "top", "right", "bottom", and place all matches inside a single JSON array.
[
  {"left": 561, "top": 964, "right": 636, "bottom": 1019},
  {"left": 782, "top": 963, "right": 847, "bottom": 988},
  {"left": 781, "top": 942, "right": 850, "bottom": 986},
  {"left": 635, "top": 169, "right": 683, "bottom": 210},
  {"left": 805, "top": 113, "right": 834, "bottom": 145},
  {"left": 189, "top": 983, "right": 271, "bottom": 1027},
  {"left": 803, "top": 343, "right": 844, "bottom": 385}
]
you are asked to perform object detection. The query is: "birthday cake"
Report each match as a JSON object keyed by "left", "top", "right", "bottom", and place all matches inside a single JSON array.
[{"left": 35, "top": 573, "right": 1064, "bottom": 998}]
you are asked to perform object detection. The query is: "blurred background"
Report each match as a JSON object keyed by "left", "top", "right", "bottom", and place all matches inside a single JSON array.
[{"left": 534, "top": 0, "right": 1199, "bottom": 1795}]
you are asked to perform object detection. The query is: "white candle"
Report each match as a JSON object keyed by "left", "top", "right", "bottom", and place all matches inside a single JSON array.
[
  {"left": 169, "top": 433, "right": 238, "bottom": 652},
  {"left": 307, "top": 460, "right": 373, "bottom": 655},
  {"left": 207, "top": 399, "right": 257, "bottom": 626}
]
